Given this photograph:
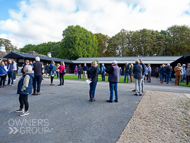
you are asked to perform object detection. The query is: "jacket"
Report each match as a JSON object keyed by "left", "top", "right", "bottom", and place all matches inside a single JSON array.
[
  {"left": 0, "top": 65, "right": 7, "bottom": 75},
  {"left": 129, "top": 67, "right": 133, "bottom": 75},
  {"left": 186, "top": 67, "right": 190, "bottom": 76},
  {"left": 8, "top": 63, "right": 14, "bottom": 73},
  {"left": 140, "top": 63, "right": 145, "bottom": 75},
  {"left": 33, "top": 61, "right": 43, "bottom": 76},
  {"left": 87, "top": 66, "right": 99, "bottom": 82},
  {"left": 49, "top": 64, "right": 56, "bottom": 72},
  {"left": 106, "top": 65, "right": 120, "bottom": 83},
  {"left": 101, "top": 66, "right": 106, "bottom": 74},
  {"left": 58, "top": 65, "right": 65, "bottom": 73},
  {"left": 124, "top": 64, "right": 129, "bottom": 74},
  {"left": 17, "top": 73, "right": 34, "bottom": 95},
  {"left": 78, "top": 67, "right": 82, "bottom": 74},
  {"left": 133, "top": 64, "right": 143, "bottom": 79},
  {"left": 174, "top": 66, "right": 181, "bottom": 75},
  {"left": 83, "top": 66, "right": 88, "bottom": 71},
  {"left": 160, "top": 67, "right": 165, "bottom": 74},
  {"left": 165, "top": 66, "right": 173, "bottom": 74}
]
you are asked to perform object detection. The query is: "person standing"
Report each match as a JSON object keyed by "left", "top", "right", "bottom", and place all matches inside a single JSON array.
[
  {"left": 32, "top": 57, "right": 43, "bottom": 95},
  {"left": 133, "top": 59, "right": 143, "bottom": 96},
  {"left": 181, "top": 64, "right": 186, "bottom": 82},
  {"left": 21, "top": 60, "right": 29, "bottom": 75},
  {"left": 139, "top": 59, "right": 145, "bottom": 93},
  {"left": 58, "top": 61, "right": 65, "bottom": 86},
  {"left": 0, "top": 61, "right": 7, "bottom": 88},
  {"left": 49, "top": 61, "right": 56, "bottom": 85},
  {"left": 7, "top": 60, "right": 15, "bottom": 86},
  {"left": 78, "top": 64, "right": 82, "bottom": 79},
  {"left": 74, "top": 66, "right": 78, "bottom": 75},
  {"left": 165, "top": 64, "right": 173, "bottom": 84},
  {"left": 174, "top": 63, "right": 181, "bottom": 85},
  {"left": 124, "top": 62, "right": 129, "bottom": 83},
  {"left": 87, "top": 61, "right": 99, "bottom": 102},
  {"left": 144, "top": 65, "right": 148, "bottom": 80},
  {"left": 105, "top": 61, "right": 120, "bottom": 103},
  {"left": 12, "top": 60, "right": 17, "bottom": 81},
  {"left": 101, "top": 64, "right": 106, "bottom": 81},
  {"left": 155, "top": 67, "right": 159, "bottom": 78},
  {"left": 16, "top": 65, "right": 34, "bottom": 116},
  {"left": 129, "top": 64, "right": 133, "bottom": 83},
  {"left": 147, "top": 64, "right": 152, "bottom": 83},
  {"left": 83, "top": 63, "right": 88, "bottom": 79},
  {"left": 160, "top": 64, "right": 165, "bottom": 84},
  {"left": 56, "top": 64, "right": 60, "bottom": 78},
  {"left": 186, "top": 63, "right": 190, "bottom": 85},
  {"left": 45, "top": 63, "right": 49, "bottom": 76}
]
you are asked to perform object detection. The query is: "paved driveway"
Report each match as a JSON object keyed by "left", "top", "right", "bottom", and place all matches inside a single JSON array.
[{"left": 0, "top": 78, "right": 143, "bottom": 143}]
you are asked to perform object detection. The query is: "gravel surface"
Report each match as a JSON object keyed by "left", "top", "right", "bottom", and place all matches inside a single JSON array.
[{"left": 117, "top": 90, "right": 190, "bottom": 143}]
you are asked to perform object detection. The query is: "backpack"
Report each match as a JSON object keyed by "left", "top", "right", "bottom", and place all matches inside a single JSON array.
[{"left": 62, "top": 68, "right": 66, "bottom": 74}]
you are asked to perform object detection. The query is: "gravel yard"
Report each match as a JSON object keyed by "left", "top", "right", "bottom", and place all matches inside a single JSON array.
[{"left": 117, "top": 90, "right": 190, "bottom": 143}]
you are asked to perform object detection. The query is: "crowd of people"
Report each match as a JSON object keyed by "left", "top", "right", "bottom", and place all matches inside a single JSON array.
[{"left": 0, "top": 56, "right": 190, "bottom": 117}]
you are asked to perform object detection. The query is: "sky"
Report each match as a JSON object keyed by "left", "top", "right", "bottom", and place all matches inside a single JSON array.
[{"left": 0, "top": 0, "right": 190, "bottom": 49}]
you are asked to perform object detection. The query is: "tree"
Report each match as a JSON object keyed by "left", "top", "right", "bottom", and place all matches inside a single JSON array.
[
  {"left": 0, "top": 38, "right": 18, "bottom": 51},
  {"left": 58, "top": 25, "right": 98, "bottom": 60}
]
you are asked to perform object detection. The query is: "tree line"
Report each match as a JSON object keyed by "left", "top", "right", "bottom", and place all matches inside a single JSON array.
[{"left": 5, "top": 25, "right": 190, "bottom": 60}]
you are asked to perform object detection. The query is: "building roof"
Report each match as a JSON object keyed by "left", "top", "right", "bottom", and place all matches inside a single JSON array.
[
  {"left": 74, "top": 56, "right": 181, "bottom": 64},
  {"left": 170, "top": 54, "right": 190, "bottom": 66},
  {"left": 4, "top": 51, "right": 73, "bottom": 63}
]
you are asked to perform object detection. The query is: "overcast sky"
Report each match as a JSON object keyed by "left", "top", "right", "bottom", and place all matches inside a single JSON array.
[{"left": 0, "top": 0, "right": 190, "bottom": 49}]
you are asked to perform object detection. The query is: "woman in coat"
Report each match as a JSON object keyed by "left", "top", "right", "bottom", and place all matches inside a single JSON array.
[
  {"left": 49, "top": 61, "right": 56, "bottom": 85},
  {"left": 133, "top": 59, "right": 143, "bottom": 96},
  {"left": 87, "top": 61, "right": 99, "bottom": 102},
  {"left": 58, "top": 61, "right": 65, "bottom": 86}
]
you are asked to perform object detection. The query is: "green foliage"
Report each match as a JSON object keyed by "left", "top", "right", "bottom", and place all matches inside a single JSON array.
[
  {"left": 58, "top": 25, "right": 99, "bottom": 60},
  {"left": 0, "top": 38, "right": 18, "bottom": 51}
]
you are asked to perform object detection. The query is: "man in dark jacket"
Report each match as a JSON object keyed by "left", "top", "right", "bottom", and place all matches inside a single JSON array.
[
  {"left": 32, "top": 57, "right": 43, "bottom": 95},
  {"left": 124, "top": 62, "right": 129, "bottom": 83},
  {"left": 7, "top": 60, "right": 15, "bottom": 86},
  {"left": 78, "top": 64, "right": 82, "bottom": 79},
  {"left": 165, "top": 64, "right": 173, "bottom": 84},
  {"left": 105, "top": 61, "right": 120, "bottom": 103}
]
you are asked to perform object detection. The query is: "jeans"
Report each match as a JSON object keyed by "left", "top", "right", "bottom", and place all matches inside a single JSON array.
[
  {"left": 181, "top": 74, "right": 185, "bottom": 82},
  {"left": 161, "top": 73, "right": 165, "bottom": 79},
  {"left": 0, "top": 75, "right": 6, "bottom": 86},
  {"left": 89, "top": 82, "right": 97, "bottom": 99},
  {"left": 8, "top": 72, "right": 14, "bottom": 85},
  {"left": 129, "top": 75, "right": 133, "bottom": 83},
  {"left": 33, "top": 75, "right": 42, "bottom": 93},
  {"left": 56, "top": 71, "right": 59, "bottom": 78},
  {"left": 124, "top": 73, "right": 129, "bottom": 82},
  {"left": 166, "top": 74, "right": 171, "bottom": 83},
  {"left": 141, "top": 75, "right": 145, "bottom": 91},
  {"left": 109, "top": 82, "right": 118, "bottom": 101},
  {"left": 159, "top": 73, "right": 161, "bottom": 81},
  {"left": 135, "top": 78, "right": 142, "bottom": 94},
  {"left": 148, "top": 72, "right": 151, "bottom": 82},
  {"left": 102, "top": 73, "right": 105, "bottom": 81},
  {"left": 78, "top": 74, "right": 81, "bottom": 79},
  {"left": 60, "top": 73, "right": 64, "bottom": 85},
  {"left": 19, "top": 94, "right": 29, "bottom": 111}
]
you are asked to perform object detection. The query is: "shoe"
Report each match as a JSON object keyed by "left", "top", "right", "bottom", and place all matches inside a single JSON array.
[
  {"left": 114, "top": 100, "right": 118, "bottom": 103},
  {"left": 50, "top": 83, "right": 54, "bottom": 86},
  {"left": 37, "top": 92, "right": 41, "bottom": 95},
  {"left": 89, "top": 99, "right": 93, "bottom": 102},
  {"left": 142, "top": 91, "right": 144, "bottom": 93},
  {"left": 20, "top": 111, "right": 29, "bottom": 116},
  {"left": 132, "top": 89, "right": 135, "bottom": 92},
  {"left": 58, "top": 84, "right": 62, "bottom": 86},
  {"left": 134, "top": 93, "right": 138, "bottom": 96},
  {"left": 15, "top": 108, "right": 24, "bottom": 113},
  {"left": 139, "top": 94, "right": 142, "bottom": 96},
  {"left": 92, "top": 98, "right": 96, "bottom": 101},
  {"left": 11, "top": 84, "right": 14, "bottom": 86},
  {"left": 106, "top": 100, "right": 113, "bottom": 103},
  {"left": 32, "top": 93, "right": 37, "bottom": 95}
]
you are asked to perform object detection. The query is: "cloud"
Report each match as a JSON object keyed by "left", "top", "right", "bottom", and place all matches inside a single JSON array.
[{"left": 0, "top": 0, "right": 190, "bottom": 48}]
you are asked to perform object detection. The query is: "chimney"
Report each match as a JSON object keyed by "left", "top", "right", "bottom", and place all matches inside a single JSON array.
[
  {"left": 0, "top": 44, "right": 6, "bottom": 52},
  {"left": 47, "top": 52, "right": 51, "bottom": 57}
]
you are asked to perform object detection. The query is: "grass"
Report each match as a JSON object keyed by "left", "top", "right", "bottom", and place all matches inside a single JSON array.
[
  {"left": 179, "top": 82, "right": 190, "bottom": 87},
  {"left": 43, "top": 74, "right": 134, "bottom": 83}
]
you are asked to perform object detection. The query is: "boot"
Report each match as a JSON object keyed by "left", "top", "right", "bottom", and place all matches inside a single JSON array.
[{"left": 161, "top": 79, "right": 164, "bottom": 83}]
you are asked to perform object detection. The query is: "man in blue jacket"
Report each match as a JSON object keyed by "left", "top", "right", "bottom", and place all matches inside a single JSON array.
[{"left": 106, "top": 61, "right": 120, "bottom": 103}]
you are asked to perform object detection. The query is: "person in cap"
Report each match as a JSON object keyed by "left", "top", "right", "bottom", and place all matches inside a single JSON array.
[
  {"left": 174, "top": 63, "right": 181, "bottom": 85},
  {"left": 105, "top": 60, "right": 120, "bottom": 103},
  {"left": 185, "top": 63, "right": 190, "bottom": 85},
  {"left": 16, "top": 65, "right": 34, "bottom": 116}
]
